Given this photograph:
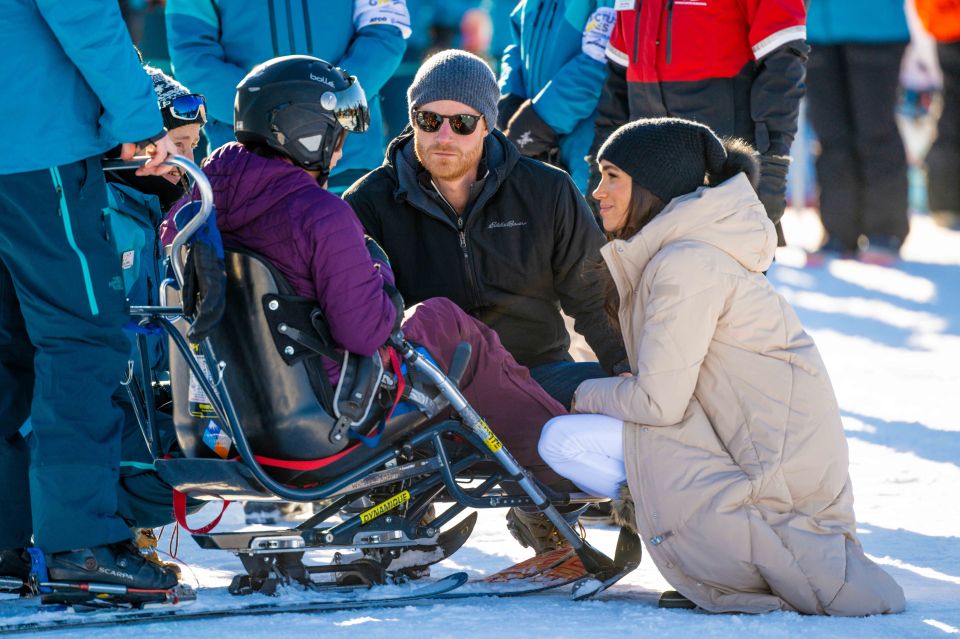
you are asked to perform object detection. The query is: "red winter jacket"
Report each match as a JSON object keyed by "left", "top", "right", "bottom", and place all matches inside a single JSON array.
[
  {"left": 596, "top": 0, "right": 806, "bottom": 154},
  {"left": 590, "top": 0, "right": 807, "bottom": 242}
]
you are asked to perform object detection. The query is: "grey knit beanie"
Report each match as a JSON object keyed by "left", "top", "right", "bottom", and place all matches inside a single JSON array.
[
  {"left": 407, "top": 50, "right": 498, "bottom": 132},
  {"left": 598, "top": 118, "right": 738, "bottom": 203}
]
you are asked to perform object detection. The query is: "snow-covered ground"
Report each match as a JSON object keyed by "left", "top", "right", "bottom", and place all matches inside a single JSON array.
[{"left": 6, "top": 208, "right": 960, "bottom": 638}]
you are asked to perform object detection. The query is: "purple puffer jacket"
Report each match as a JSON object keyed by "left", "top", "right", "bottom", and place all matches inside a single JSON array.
[{"left": 161, "top": 143, "right": 397, "bottom": 370}]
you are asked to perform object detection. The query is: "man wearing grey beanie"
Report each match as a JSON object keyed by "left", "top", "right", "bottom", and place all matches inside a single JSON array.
[{"left": 344, "top": 49, "right": 627, "bottom": 555}]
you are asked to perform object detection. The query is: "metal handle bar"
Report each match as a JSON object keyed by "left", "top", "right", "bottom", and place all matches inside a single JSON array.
[{"left": 102, "top": 154, "right": 214, "bottom": 288}]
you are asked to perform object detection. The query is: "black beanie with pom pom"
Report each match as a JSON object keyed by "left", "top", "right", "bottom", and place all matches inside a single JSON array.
[{"left": 597, "top": 117, "right": 759, "bottom": 203}]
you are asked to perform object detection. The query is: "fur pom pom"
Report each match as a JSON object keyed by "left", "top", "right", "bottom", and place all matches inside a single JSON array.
[{"left": 709, "top": 137, "right": 759, "bottom": 189}]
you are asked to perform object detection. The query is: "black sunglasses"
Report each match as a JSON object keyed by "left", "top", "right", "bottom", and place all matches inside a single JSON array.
[{"left": 413, "top": 110, "right": 483, "bottom": 135}]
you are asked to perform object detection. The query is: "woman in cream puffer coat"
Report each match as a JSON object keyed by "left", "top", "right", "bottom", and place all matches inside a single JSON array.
[{"left": 538, "top": 117, "right": 905, "bottom": 616}]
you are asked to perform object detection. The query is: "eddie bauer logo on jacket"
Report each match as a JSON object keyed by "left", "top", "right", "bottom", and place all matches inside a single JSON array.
[{"left": 488, "top": 220, "right": 527, "bottom": 229}]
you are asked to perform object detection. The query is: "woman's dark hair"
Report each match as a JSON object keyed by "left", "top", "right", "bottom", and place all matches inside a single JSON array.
[{"left": 598, "top": 180, "right": 665, "bottom": 327}]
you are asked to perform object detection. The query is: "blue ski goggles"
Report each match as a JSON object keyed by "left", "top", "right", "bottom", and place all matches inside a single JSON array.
[{"left": 163, "top": 94, "right": 207, "bottom": 129}]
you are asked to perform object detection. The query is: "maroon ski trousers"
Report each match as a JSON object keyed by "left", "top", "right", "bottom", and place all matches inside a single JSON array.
[{"left": 401, "top": 298, "right": 568, "bottom": 487}]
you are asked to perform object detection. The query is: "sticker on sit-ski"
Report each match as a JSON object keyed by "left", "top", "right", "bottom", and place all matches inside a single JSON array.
[
  {"left": 359, "top": 490, "right": 411, "bottom": 524},
  {"left": 478, "top": 420, "right": 503, "bottom": 453}
]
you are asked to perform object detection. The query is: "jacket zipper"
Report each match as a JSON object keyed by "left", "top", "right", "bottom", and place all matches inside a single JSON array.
[
  {"left": 544, "top": 2, "right": 559, "bottom": 34},
  {"left": 632, "top": 7, "right": 641, "bottom": 64},
  {"left": 531, "top": 0, "right": 546, "bottom": 32},
  {"left": 665, "top": 0, "right": 675, "bottom": 65},
  {"left": 430, "top": 181, "right": 483, "bottom": 310},
  {"left": 457, "top": 221, "right": 483, "bottom": 312}
]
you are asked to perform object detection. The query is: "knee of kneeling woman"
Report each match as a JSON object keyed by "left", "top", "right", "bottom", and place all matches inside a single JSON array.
[{"left": 538, "top": 415, "right": 573, "bottom": 466}]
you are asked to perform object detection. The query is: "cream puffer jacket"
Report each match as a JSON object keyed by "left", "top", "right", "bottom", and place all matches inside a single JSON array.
[{"left": 574, "top": 174, "right": 905, "bottom": 615}]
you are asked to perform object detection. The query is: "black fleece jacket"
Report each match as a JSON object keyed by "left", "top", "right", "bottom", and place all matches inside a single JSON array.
[{"left": 343, "top": 128, "right": 626, "bottom": 372}]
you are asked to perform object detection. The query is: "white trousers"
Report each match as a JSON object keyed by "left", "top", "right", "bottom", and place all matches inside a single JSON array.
[{"left": 537, "top": 414, "right": 626, "bottom": 499}]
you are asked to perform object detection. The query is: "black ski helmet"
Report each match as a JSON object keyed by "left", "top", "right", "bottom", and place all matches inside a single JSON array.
[{"left": 234, "top": 55, "right": 369, "bottom": 180}]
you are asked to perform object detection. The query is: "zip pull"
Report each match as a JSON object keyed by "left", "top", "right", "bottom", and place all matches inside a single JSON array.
[
  {"left": 54, "top": 185, "right": 63, "bottom": 217},
  {"left": 649, "top": 530, "right": 673, "bottom": 545},
  {"left": 459, "top": 231, "right": 467, "bottom": 255}
]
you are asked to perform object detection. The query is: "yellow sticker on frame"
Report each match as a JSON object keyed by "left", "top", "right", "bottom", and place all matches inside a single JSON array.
[
  {"left": 359, "top": 490, "right": 411, "bottom": 524},
  {"left": 478, "top": 420, "right": 503, "bottom": 453}
]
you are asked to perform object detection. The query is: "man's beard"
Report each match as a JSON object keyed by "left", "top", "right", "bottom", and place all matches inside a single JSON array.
[{"left": 415, "top": 137, "right": 483, "bottom": 181}]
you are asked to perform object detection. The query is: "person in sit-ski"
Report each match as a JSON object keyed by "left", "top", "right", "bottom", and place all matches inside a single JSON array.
[
  {"left": 537, "top": 118, "right": 906, "bottom": 615},
  {"left": 160, "top": 55, "right": 569, "bottom": 500}
]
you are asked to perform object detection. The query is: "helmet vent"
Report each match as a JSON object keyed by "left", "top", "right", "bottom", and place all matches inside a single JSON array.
[{"left": 298, "top": 133, "right": 325, "bottom": 152}]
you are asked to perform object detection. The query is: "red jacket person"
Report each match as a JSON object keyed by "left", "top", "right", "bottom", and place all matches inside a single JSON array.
[{"left": 588, "top": 0, "right": 808, "bottom": 245}]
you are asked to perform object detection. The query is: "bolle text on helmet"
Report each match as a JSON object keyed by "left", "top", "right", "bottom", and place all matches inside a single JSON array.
[{"left": 309, "top": 73, "right": 335, "bottom": 88}]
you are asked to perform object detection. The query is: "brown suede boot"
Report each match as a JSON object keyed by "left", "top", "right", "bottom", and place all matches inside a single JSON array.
[
  {"left": 133, "top": 528, "right": 182, "bottom": 579},
  {"left": 505, "top": 506, "right": 586, "bottom": 556}
]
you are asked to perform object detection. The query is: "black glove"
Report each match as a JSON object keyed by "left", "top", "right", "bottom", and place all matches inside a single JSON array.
[
  {"left": 365, "top": 235, "right": 391, "bottom": 270},
  {"left": 611, "top": 357, "right": 631, "bottom": 376},
  {"left": 496, "top": 93, "right": 525, "bottom": 131},
  {"left": 757, "top": 154, "right": 791, "bottom": 247},
  {"left": 504, "top": 99, "right": 560, "bottom": 159},
  {"left": 181, "top": 240, "right": 226, "bottom": 343}
]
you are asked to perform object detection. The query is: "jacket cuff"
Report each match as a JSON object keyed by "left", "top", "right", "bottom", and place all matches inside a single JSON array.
[{"left": 140, "top": 130, "right": 168, "bottom": 146}]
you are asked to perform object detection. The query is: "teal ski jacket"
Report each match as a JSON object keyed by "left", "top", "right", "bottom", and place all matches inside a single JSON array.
[
  {"left": 0, "top": 1, "right": 162, "bottom": 174},
  {"left": 806, "top": 0, "right": 910, "bottom": 44},
  {"left": 165, "top": 0, "right": 410, "bottom": 176},
  {"left": 498, "top": 0, "right": 615, "bottom": 193}
]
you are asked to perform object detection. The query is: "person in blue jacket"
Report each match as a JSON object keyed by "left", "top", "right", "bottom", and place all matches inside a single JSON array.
[
  {"left": 806, "top": 0, "right": 911, "bottom": 263},
  {"left": 0, "top": 2, "right": 182, "bottom": 591},
  {"left": 165, "top": 0, "right": 411, "bottom": 194},
  {"left": 497, "top": 0, "right": 615, "bottom": 194},
  {"left": 102, "top": 67, "right": 208, "bottom": 559}
]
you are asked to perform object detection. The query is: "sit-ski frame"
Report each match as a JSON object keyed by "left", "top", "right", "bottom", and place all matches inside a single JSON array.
[{"left": 108, "top": 155, "right": 630, "bottom": 590}]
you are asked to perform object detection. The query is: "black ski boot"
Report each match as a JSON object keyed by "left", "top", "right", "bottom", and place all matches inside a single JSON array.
[
  {"left": 46, "top": 540, "right": 179, "bottom": 590},
  {"left": 0, "top": 548, "right": 31, "bottom": 580},
  {"left": 0, "top": 548, "right": 32, "bottom": 597}
]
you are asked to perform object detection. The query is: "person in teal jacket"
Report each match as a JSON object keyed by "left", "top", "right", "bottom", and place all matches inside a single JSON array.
[
  {"left": 0, "top": 2, "right": 181, "bottom": 591},
  {"left": 805, "top": 0, "right": 911, "bottom": 262},
  {"left": 497, "top": 0, "right": 615, "bottom": 194},
  {"left": 165, "top": 0, "right": 411, "bottom": 193}
]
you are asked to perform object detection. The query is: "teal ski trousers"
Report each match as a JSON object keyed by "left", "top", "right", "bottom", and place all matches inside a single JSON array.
[{"left": 0, "top": 157, "right": 132, "bottom": 553}]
